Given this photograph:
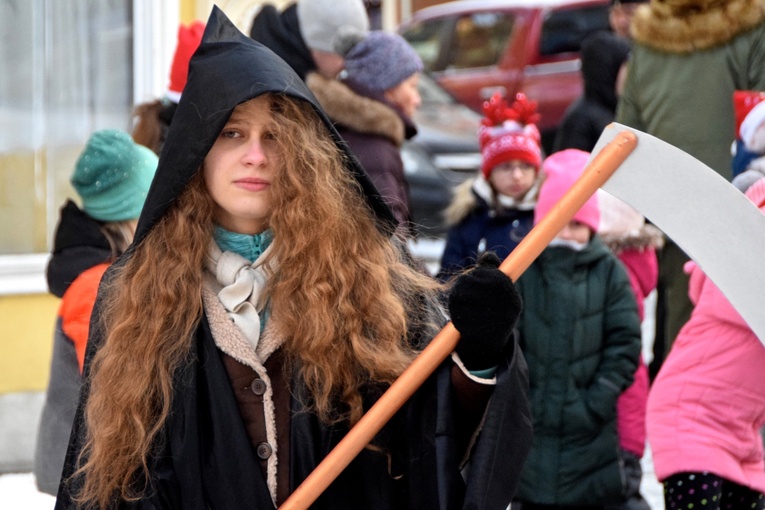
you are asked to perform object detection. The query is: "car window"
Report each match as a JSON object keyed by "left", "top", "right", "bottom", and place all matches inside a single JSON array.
[
  {"left": 418, "top": 72, "right": 458, "bottom": 105},
  {"left": 400, "top": 17, "right": 453, "bottom": 73},
  {"left": 446, "top": 12, "right": 514, "bottom": 70},
  {"left": 539, "top": 5, "right": 611, "bottom": 56}
]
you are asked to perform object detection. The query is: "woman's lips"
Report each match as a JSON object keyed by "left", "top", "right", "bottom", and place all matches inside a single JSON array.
[{"left": 234, "top": 178, "right": 270, "bottom": 192}]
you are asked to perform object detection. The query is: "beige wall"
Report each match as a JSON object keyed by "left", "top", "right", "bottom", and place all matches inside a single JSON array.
[{"left": 0, "top": 295, "right": 58, "bottom": 393}]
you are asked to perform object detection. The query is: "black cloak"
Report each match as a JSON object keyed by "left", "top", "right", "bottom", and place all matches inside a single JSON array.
[{"left": 55, "top": 8, "right": 532, "bottom": 509}]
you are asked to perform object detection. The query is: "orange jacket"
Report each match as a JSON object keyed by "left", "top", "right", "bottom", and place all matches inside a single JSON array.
[{"left": 58, "top": 263, "right": 108, "bottom": 372}]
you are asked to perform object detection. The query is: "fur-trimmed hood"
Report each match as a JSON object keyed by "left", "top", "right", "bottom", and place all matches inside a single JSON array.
[
  {"left": 443, "top": 175, "right": 540, "bottom": 226},
  {"left": 632, "top": 0, "right": 765, "bottom": 53},
  {"left": 305, "top": 72, "right": 414, "bottom": 146},
  {"left": 599, "top": 223, "right": 665, "bottom": 253}
]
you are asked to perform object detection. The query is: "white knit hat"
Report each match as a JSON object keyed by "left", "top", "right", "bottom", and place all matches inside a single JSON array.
[{"left": 297, "top": 0, "right": 369, "bottom": 53}]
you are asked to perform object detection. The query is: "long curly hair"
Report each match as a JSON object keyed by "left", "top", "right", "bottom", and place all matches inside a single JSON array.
[{"left": 73, "top": 94, "right": 442, "bottom": 508}]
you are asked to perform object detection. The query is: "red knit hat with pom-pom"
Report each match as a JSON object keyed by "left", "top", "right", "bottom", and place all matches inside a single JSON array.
[
  {"left": 479, "top": 92, "right": 542, "bottom": 178},
  {"left": 167, "top": 21, "right": 205, "bottom": 103}
]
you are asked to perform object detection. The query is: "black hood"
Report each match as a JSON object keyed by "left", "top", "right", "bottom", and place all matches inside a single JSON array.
[
  {"left": 134, "top": 6, "right": 395, "bottom": 246},
  {"left": 249, "top": 4, "right": 316, "bottom": 80},
  {"left": 581, "top": 31, "right": 631, "bottom": 112}
]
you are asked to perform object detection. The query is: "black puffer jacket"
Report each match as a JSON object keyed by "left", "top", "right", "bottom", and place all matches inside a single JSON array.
[{"left": 46, "top": 200, "right": 111, "bottom": 298}]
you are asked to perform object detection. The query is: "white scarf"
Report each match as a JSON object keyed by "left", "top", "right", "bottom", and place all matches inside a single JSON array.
[{"left": 205, "top": 243, "right": 273, "bottom": 352}]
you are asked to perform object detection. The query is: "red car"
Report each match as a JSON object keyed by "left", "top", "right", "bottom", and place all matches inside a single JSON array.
[{"left": 399, "top": 0, "right": 612, "bottom": 152}]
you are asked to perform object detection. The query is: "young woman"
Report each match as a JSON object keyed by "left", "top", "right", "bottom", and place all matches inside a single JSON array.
[{"left": 54, "top": 9, "right": 531, "bottom": 509}]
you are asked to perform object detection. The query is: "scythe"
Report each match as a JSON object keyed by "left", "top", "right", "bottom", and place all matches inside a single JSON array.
[
  {"left": 279, "top": 124, "right": 765, "bottom": 509},
  {"left": 594, "top": 123, "right": 765, "bottom": 345}
]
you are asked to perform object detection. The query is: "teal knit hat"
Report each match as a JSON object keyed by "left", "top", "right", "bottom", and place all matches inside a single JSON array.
[{"left": 71, "top": 129, "right": 158, "bottom": 222}]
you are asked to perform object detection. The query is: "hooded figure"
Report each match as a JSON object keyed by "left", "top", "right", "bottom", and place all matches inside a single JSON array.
[
  {"left": 553, "top": 30, "right": 631, "bottom": 153},
  {"left": 54, "top": 8, "right": 531, "bottom": 510}
]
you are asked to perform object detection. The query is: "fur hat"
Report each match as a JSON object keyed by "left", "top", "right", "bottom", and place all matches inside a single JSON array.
[
  {"left": 71, "top": 129, "right": 158, "bottom": 222},
  {"left": 297, "top": 0, "right": 369, "bottom": 53},
  {"left": 479, "top": 92, "right": 542, "bottom": 178},
  {"left": 534, "top": 149, "right": 600, "bottom": 232},
  {"left": 335, "top": 29, "right": 423, "bottom": 92},
  {"left": 167, "top": 21, "right": 205, "bottom": 103}
]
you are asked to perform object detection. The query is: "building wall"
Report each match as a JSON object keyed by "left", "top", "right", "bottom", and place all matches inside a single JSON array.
[{"left": 0, "top": 0, "right": 178, "bottom": 474}]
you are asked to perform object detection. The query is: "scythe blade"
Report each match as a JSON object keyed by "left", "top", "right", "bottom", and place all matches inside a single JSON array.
[{"left": 591, "top": 123, "right": 765, "bottom": 346}]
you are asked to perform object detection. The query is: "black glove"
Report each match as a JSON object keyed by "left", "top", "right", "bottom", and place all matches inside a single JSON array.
[{"left": 448, "top": 252, "right": 522, "bottom": 371}]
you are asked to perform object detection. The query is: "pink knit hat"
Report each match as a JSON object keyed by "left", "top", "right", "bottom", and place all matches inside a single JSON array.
[
  {"left": 479, "top": 93, "right": 542, "bottom": 178},
  {"left": 534, "top": 149, "right": 600, "bottom": 231}
]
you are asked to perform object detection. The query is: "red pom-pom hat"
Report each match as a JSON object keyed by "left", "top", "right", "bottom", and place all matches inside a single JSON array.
[{"left": 479, "top": 92, "right": 542, "bottom": 178}]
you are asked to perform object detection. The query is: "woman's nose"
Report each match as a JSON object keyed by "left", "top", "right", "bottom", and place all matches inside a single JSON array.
[{"left": 243, "top": 139, "right": 267, "bottom": 166}]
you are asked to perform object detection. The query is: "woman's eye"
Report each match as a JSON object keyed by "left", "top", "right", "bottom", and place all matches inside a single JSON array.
[
  {"left": 263, "top": 130, "right": 277, "bottom": 141},
  {"left": 221, "top": 129, "right": 239, "bottom": 139}
]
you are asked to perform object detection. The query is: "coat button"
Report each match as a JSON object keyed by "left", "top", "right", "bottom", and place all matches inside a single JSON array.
[
  {"left": 256, "top": 442, "right": 273, "bottom": 460},
  {"left": 250, "top": 378, "right": 266, "bottom": 395}
]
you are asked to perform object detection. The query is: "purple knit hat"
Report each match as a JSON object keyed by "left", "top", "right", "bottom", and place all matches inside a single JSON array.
[{"left": 335, "top": 29, "right": 423, "bottom": 92}]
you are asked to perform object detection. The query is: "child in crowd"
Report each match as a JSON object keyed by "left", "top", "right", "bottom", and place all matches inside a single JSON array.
[
  {"left": 54, "top": 9, "right": 532, "bottom": 509},
  {"left": 598, "top": 191, "right": 663, "bottom": 510},
  {"left": 307, "top": 29, "right": 423, "bottom": 231},
  {"left": 438, "top": 92, "right": 543, "bottom": 278},
  {"left": 34, "top": 129, "right": 157, "bottom": 495},
  {"left": 513, "top": 149, "right": 642, "bottom": 509},
  {"left": 731, "top": 90, "right": 765, "bottom": 179},
  {"left": 646, "top": 178, "right": 765, "bottom": 510}
]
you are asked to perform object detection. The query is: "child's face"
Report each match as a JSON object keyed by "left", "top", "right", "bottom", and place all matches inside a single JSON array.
[
  {"left": 203, "top": 95, "right": 279, "bottom": 235},
  {"left": 489, "top": 160, "right": 537, "bottom": 200},
  {"left": 384, "top": 73, "right": 421, "bottom": 118},
  {"left": 555, "top": 220, "right": 592, "bottom": 245}
]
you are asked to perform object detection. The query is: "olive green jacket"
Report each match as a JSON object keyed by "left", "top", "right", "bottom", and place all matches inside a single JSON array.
[{"left": 616, "top": 0, "right": 765, "bottom": 180}]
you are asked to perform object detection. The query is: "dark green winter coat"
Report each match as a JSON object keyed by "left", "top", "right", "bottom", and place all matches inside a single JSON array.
[{"left": 514, "top": 238, "right": 641, "bottom": 505}]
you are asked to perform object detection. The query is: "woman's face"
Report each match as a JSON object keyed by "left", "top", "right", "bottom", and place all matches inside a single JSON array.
[
  {"left": 203, "top": 95, "right": 280, "bottom": 235},
  {"left": 489, "top": 160, "right": 537, "bottom": 200},
  {"left": 384, "top": 73, "right": 421, "bottom": 118}
]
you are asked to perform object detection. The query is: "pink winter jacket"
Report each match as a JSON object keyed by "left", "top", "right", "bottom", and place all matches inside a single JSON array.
[
  {"left": 615, "top": 248, "right": 656, "bottom": 457},
  {"left": 646, "top": 261, "right": 765, "bottom": 491}
]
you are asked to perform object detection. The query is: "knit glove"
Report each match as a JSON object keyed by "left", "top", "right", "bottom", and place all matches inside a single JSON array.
[{"left": 448, "top": 253, "right": 522, "bottom": 371}]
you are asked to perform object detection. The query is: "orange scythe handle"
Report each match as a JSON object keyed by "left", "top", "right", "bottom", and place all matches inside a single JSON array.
[{"left": 279, "top": 130, "right": 638, "bottom": 510}]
